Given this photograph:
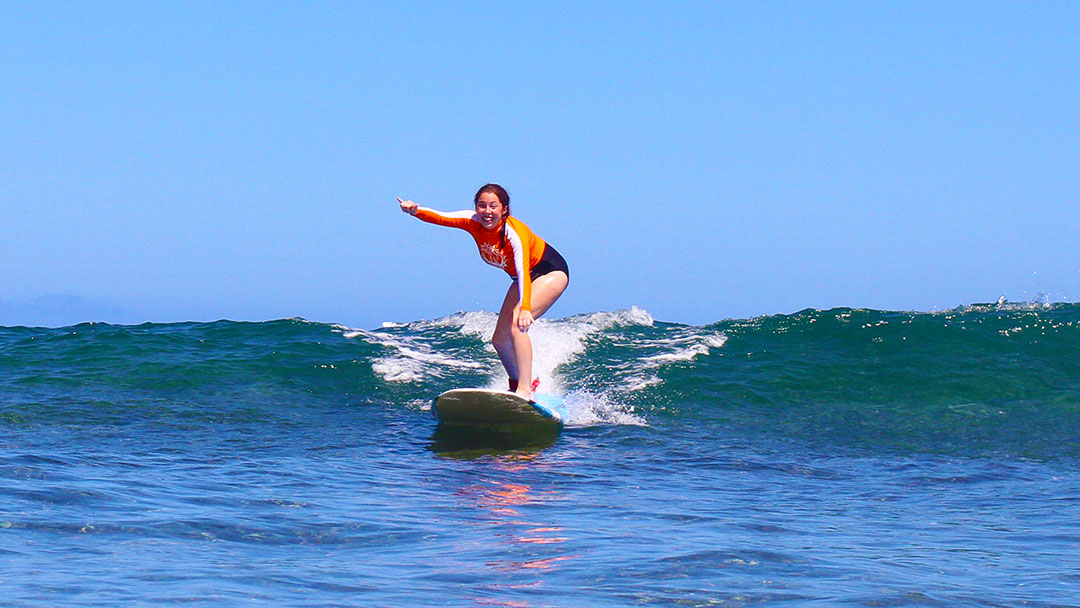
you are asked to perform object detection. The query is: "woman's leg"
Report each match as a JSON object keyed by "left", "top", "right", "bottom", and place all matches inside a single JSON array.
[
  {"left": 492, "top": 271, "right": 569, "bottom": 399},
  {"left": 492, "top": 284, "right": 522, "bottom": 388}
]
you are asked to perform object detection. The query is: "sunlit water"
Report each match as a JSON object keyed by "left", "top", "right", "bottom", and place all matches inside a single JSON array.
[{"left": 3, "top": 304, "right": 1079, "bottom": 606}]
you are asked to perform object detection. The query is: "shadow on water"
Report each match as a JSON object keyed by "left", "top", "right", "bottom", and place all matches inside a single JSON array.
[{"left": 428, "top": 422, "right": 560, "bottom": 459}]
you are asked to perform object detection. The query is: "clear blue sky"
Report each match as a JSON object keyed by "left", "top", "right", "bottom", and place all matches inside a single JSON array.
[{"left": 2, "top": 2, "right": 1078, "bottom": 328}]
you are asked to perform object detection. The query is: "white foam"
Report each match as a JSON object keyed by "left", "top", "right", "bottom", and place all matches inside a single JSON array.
[
  {"left": 625, "top": 374, "right": 663, "bottom": 392},
  {"left": 637, "top": 331, "right": 727, "bottom": 368},
  {"left": 562, "top": 390, "right": 647, "bottom": 427},
  {"left": 513, "top": 309, "right": 661, "bottom": 426},
  {"left": 641, "top": 343, "right": 710, "bottom": 363},
  {"left": 415, "top": 307, "right": 660, "bottom": 392},
  {"left": 336, "top": 307, "right": 679, "bottom": 425},
  {"left": 371, "top": 357, "right": 426, "bottom": 383},
  {"left": 413, "top": 310, "right": 498, "bottom": 336},
  {"left": 565, "top": 306, "right": 655, "bottom": 329},
  {"left": 336, "top": 324, "right": 482, "bottom": 383}
]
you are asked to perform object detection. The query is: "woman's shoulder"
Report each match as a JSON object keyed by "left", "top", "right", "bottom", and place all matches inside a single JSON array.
[{"left": 506, "top": 215, "right": 534, "bottom": 231}]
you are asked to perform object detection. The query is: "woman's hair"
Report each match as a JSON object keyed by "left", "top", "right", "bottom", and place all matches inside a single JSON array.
[{"left": 474, "top": 183, "right": 511, "bottom": 246}]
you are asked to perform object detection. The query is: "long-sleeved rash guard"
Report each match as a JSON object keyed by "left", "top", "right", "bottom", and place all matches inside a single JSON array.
[{"left": 414, "top": 207, "right": 548, "bottom": 312}]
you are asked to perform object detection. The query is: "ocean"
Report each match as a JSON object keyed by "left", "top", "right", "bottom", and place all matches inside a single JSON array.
[{"left": 2, "top": 302, "right": 1079, "bottom": 607}]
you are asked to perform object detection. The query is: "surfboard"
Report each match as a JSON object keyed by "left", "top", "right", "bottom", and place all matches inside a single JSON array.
[{"left": 433, "top": 388, "right": 568, "bottom": 427}]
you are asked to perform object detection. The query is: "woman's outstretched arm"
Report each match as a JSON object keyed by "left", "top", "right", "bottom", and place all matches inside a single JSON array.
[{"left": 397, "top": 197, "right": 475, "bottom": 229}]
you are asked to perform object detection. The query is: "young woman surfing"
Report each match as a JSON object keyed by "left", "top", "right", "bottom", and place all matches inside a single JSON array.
[{"left": 397, "top": 184, "right": 569, "bottom": 401}]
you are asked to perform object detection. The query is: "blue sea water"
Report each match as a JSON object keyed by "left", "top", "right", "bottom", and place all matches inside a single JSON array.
[{"left": 2, "top": 303, "right": 1079, "bottom": 607}]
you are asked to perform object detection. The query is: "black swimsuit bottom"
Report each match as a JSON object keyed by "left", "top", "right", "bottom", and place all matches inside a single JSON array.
[{"left": 525, "top": 244, "right": 569, "bottom": 282}]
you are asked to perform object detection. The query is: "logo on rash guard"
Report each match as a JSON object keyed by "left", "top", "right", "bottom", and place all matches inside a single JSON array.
[{"left": 479, "top": 243, "right": 508, "bottom": 269}]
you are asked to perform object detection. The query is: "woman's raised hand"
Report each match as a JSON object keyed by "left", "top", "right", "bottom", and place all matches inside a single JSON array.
[{"left": 397, "top": 197, "right": 418, "bottom": 215}]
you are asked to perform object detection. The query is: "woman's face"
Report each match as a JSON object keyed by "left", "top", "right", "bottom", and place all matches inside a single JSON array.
[{"left": 474, "top": 191, "right": 506, "bottom": 230}]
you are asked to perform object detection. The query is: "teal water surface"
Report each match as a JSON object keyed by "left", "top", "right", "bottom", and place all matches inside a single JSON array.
[{"left": 2, "top": 303, "right": 1079, "bottom": 606}]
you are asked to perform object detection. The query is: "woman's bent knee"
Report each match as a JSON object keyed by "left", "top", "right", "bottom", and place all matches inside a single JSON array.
[{"left": 492, "top": 330, "right": 512, "bottom": 352}]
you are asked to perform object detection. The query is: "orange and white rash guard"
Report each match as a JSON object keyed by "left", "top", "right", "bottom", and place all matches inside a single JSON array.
[{"left": 413, "top": 207, "right": 548, "bottom": 312}]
